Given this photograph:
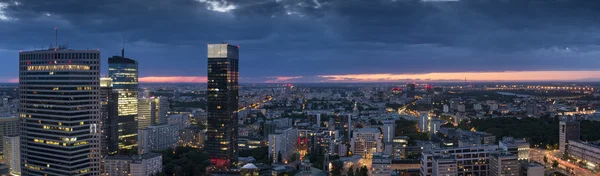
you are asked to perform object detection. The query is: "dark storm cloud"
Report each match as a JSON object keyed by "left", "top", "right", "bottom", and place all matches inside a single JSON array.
[{"left": 0, "top": 0, "right": 599, "bottom": 82}]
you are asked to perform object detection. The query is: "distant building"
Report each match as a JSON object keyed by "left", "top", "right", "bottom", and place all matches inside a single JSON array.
[
  {"left": 443, "top": 105, "right": 449, "bottom": 113},
  {"left": 138, "top": 124, "right": 179, "bottom": 154},
  {"left": 567, "top": 140, "right": 600, "bottom": 171},
  {"left": 429, "top": 119, "right": 441, "bottom": 137},
  {"left": 433, "top": 155, "right": 457, "bottom": 176},
  {"left": 382, "top": 120, "right": 395, "bottom": 143},
  {"left": 457, "top": 104, "right": 466, "bottom": 113},
  {"left": 406, "top": 83, "right": 416, "bottom": 92},
  {"left": 138, "top": 97, "right": 169, "bottom": 129},
  {"left": 419, "top": 111, "right": 429, "bottom": 133},
  {"left": 489, "top": 152, "right": 519, "bottom": 176},
  {"left": 391, "top": 136, "right": 409, "bottom": 160},
  {"left": 350, "top": 128, "right": 383, "bottom": 159},
  {"left": 100, "top": 77, "right": 119, "bottom": 156},
  {"left": 268, "top": 128, "right": 298, "bottom": 163},
  {"left": 104, "top": 153, "right": 162, "bottom": 176},
  {"left": 499, "top": 137, "right": 530, "bottom": 161},
  {"left": 371, "top": 153, "right": 392, "bottom": 176},
  {"left": 3, "top": 136, "right": 19, "bottom": 175},
  {"left": 0, "top": 116, "right": 18, "bottom": 162},
  {"left": 559, "top": 120, "right": 580, "bottom": 153},
  {"left": 421, "top": 145, "right": 498, "bottom": 176},
  {"left": 520, "top": 162, "right": 544, "bottom": 176}
]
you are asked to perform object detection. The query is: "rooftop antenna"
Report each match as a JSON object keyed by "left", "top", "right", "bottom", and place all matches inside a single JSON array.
[
  {"left": 55, "top": 27, "right": 58, "bottom": 49},
  {"left": 121, "top": 33, "right": 125, "bottom": 57}
]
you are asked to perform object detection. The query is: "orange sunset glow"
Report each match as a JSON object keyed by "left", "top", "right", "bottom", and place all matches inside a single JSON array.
[
  {"left": 139, "top": 76, "right": 208, "bottom": 83},
  {"left": 319, "top": 71, "right": 600, "bottom": 82}
]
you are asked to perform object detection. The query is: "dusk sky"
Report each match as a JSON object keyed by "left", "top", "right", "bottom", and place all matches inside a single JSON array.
[{"left": 1, "top": 0, "right": 600, "bottom": 83}]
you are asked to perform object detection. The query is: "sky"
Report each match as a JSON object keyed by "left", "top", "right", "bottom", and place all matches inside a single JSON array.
[{"left": 1, "top": 0, "right": 600, "bottom": 83}]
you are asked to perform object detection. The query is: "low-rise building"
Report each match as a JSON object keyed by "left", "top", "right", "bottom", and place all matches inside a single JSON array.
[
  {"left": 371, "top": 153, "right": 392, "bottom": 176},
  {"left": 489, "top": 152, "right": 519, "bottom": 176},
  {"left": 138, "top": 124, "right": 179, "bottom": 154},
  {"left": 350, "top": 128, "right": 383, "bottom": 159},
  {"left": 567, "top": 140, "right": 600, "bottom": 171},
  {"left": 499, "top": 137, "right": 530, "bottom": 161},
  {"left": 104, "top": 153, "right": 162, "bottom": 176},
  {"left": 433, "top": 155, "right": 457, "bottom": 176}
]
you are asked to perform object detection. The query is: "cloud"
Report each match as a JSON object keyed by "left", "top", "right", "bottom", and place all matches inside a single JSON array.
[
  {"left": 139, "top": 76, "right": 207, "bottom": 83},
  {"left": 0, "top": 2, "right": 10, "bottom": 20},
  {"left": 319, "top": 71, "right": 600, "bottom": 82},
  {"left": 264, "top": 76, "right": 303, "bottom": 83},
  {"left": 196, "top": 0, "right": 236, "bottom": 13}
]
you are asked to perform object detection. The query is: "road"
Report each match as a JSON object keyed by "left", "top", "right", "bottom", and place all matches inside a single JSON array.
[{"left": 530, "top": 148, "right": 598, "bottom": 176}]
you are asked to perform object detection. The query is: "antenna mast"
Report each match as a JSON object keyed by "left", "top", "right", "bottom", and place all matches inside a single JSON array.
[
  {"left": 55, "top": 27, "right": 58, "bottom": 49},
  {"left": 122, "top": 34, "right": 125, "bottom": 57}
]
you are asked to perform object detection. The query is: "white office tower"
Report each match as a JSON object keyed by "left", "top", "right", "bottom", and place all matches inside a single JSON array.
[
  {"left": 382, "top": 120, "right": 395, "bottom": 143},
  {"left": 429, "top": 119, "right": 441, "bottom": 136},
  {"left": 443, "top": 105, "right": 449, "bottom": 113},
  {"left": 19, "top": 49, "right": 101, "bottom": 175},
  {"left": 0, "top": 116, "right": 19, "bottom": 162},
  {"left": 3, "top": 136, "right": 20, "bottom": 175},
  {"left": 350, "top": 128, "right": 383, "bottom": 159},
  {"left": 419, "top": 111, "right": 429, "bottom": 133},
  {"left": 137, "top": 124, "right": 179, "bottom": 154},
  {"left": 268, "top": 128, "right": 298, "bottom": 163},
  {"left": 316, "top": 114, "right": 321, "bottom": 127},
  {"left": 138, "top": 97, "right": 169, "bottom": 129}
]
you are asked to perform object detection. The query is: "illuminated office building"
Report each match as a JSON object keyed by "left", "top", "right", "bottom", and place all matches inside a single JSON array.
[
  {"left": 138, "top": 97, "right": 168, "bottom": 129},
  {"left": 100, "top": 78, "right": 119, "bottom": 156},
  {"left": 108, "top": 53, "right": 139, "bottom": 150},
  {"left": 206, "top": 44, "right": 239, "bottom": 168},
  {"left": 19, "top": 48, "right": 101, "bottom": 175}
]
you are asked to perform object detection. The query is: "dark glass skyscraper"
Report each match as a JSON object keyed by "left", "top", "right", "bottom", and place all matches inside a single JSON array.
[
  {"left": 108, "top": 54, "right": 138, "bottom": 150},
  {"left": 100, "top": 78, "right": 119, "bottom": 156},
  {"left": 19, "top": 48, "right": 101, "bottom": 175},
  {"left": 206, "top": 44, "right": 239, "bottom": 168}
]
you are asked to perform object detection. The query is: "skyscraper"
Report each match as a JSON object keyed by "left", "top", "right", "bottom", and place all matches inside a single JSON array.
[
  {"left": 138, "top": 96, "right": 168, "bottom": 129},
  {"left": 206, "top": 44, "right": 239, "bottom": 168},
  {"left": 19, "top": 48, "right": 101, "bottom": 175},
  {"left": 108, "top": 53, "right": 139, "bottom": 150},
  {"left": 100, "top": 78, "right": 119, "bottom": 156}
]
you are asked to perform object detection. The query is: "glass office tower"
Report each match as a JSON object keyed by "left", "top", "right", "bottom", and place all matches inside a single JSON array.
[
  {"left": 108, "top": 56, "right": 138, "bottom": 150},
  {"left": 19, "top": 48, "right": 101, "bottom": 175},
  {"left": 206, "top": 44, "right": 239, "bottom": 168}
]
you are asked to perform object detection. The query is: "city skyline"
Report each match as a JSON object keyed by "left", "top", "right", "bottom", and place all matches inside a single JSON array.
[{"left": 2, "top": 0, "right": 600, "bottom": 83}]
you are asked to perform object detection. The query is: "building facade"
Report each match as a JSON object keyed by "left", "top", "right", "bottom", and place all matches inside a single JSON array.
[
  {"left": 108, "top": 56, "right": 139, "bottom": 150},
  {"left": 499, "top": 137, "right": 530, "bottom": 161},
  {"left": 0, "top": 116, "right": 19, "bottom": 162},
  {"left": 100, "top": 78, "right": 119, "bottom": 156},
  {"left": 489, "top": 152, "right": 519, "bottom": 176},
  {"left": 138, "top": 97, "right": 168, "bottom": 130},
  {"left": 19, "top": 49, "right": 101, "bottom": 175},
  {"left": 350, "top": 128, "right": 383, "bottom": 159},
  {"left": 137, "top": 124, "right": 179, "bottom": 154},
  {"left": 420, "top": 145, "right": 498, "bottom": 176},
  {"left": 206, "top": 44, "right": 239, "bottom": 167},
  {"left": 559, "top": 120, "right": 580, "bottom": 153},
  {"left": 268, "top": 128, "right": 298, "bottom": 163},
  {"left": 104, "top": 153, "right": 162, "bottom": 176},
  {"left": 432, "top": 155, "right": 457, "bottom": 176},
  {"left": 371, "top": 153, "right": 392, "bottom": 176},
  {"left": 567, "top": 140, "right": 600, "bottom": 171},
  {"left": 3, "top": 135, "right": 20, "bottom": 175}
]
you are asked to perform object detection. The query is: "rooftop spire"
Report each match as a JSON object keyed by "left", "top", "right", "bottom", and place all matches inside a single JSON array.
[{"left": 121, "top": 34, "right": 125, "bottom": 57}]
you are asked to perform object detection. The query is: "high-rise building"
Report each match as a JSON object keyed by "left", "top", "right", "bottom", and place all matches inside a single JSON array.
[
  {"left": 137, "top": 124, "right": 179, "bottom": 155},
  {"left": 419, "top": 111, "right": 429, "bottom": 133},
  {"left": 138, "top": 97, "right": 168, "bottom": 129},
  {"left": 100, "top": 78, "right": 119, "bottom": 156},
  {"left": 382, "top": 120, "right": 395, "bottom": 144},
  {"left": 108, "top": 54, "right": 139, "bottom": 150},
  {"left": 19, "top": 48, "right": 101, "bottom": 175},
  {"left": 3, "top": 135, "right": 20, "bottom": 175},
  {"left": 268, "top": 128, "right": 298, "bottom": 163},
  {"left": 0, "top": 115, "right": 19, "bottom": 162},
  {"left": 559, "top": 120, "right": 580, "bottom": 153},
  {"left": 206, "top": 44, "right": 239, "bottom": 167},
  {"left": 406, "top": 83, "right": 416, "bottom": 92}
]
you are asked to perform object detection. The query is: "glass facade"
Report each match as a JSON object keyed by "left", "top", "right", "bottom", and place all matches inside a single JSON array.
[
  {"left": 206, "top": 44, "right": 239, "bottom": 168},
  {"left": 108, "top": 56, "right": 139, "bottom": 150},
  {"left": 19, "top": 49, "right": 102, "bottom": 175}
]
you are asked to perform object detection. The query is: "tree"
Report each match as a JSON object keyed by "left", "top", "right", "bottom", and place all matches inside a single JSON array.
[
  {"left": 359, "top": 166, "right": 369, "bottom": 176},
  {"left": 289, "top": 152, "right": 299, "bottom": 162},
  {"left": 552, "top": 160, "right": 559, "bottom": 168},
  {"left": 347, "top": 166, "right": 355, "bottom": 176},
  {"left": 331, "top": 161, "right": 343, "bottom": 175},
  {"left": 543, "top": 156, "right": 548, "bottom": 164}
]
